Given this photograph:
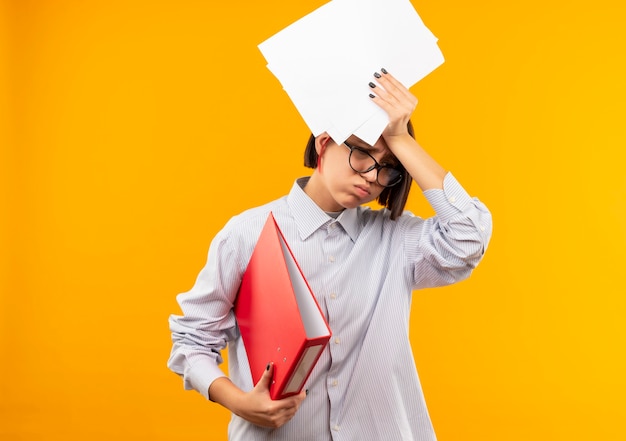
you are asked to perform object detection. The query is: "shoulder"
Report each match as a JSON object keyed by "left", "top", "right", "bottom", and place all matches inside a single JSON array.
[
  {"left": 218, "top": 196, "right": 289, "bottom": 242},
  {"left": 358, "top": 205, "right": 424, "bottom": 231},
  {"left": 206, "top": 197, "right": 289, "bottom": 270}
]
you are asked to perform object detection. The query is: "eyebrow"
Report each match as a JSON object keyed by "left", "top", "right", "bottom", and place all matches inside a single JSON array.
[
  {"left": 346, "top": 139, "right": 380, "bottom": 152},
  {"left": 345, "top": 140, "right": 399, "bottom": 166}
]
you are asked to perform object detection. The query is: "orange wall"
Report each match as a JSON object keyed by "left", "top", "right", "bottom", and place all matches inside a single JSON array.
[{"left": 2, "top": 1, "right": 626, "bottom": 440}]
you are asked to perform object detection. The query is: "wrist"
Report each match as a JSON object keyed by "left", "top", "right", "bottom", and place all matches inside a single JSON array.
[
  {"left": 384, "top": 132, "right": 417, "bottom": 152},
  {"left": 209, "top": 377, "right": 245, "bottom": 414}
]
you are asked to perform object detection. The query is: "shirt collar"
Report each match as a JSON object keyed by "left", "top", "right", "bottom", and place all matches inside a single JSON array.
[{"left": 287, "top": 177, "right": 361, "bottom": 242}]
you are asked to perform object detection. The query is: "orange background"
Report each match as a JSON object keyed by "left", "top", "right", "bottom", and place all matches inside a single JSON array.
[{"left": 2, "top": 1, "right": 626, "bottom": 440}]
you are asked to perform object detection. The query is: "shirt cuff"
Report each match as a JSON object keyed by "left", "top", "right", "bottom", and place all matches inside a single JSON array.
[
  {"left": 423, "top": 172, "right": 473, "bottom": 222},
  {"left": 185, "top": 357, "right": 227, "bottom": 400}
]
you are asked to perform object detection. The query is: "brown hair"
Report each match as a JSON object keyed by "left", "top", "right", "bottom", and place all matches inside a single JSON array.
[{"left": 304, "top": 121, "right": 415, "bottom": 220}]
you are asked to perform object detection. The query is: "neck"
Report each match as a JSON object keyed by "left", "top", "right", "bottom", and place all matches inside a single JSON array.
[{"left": 303, "top": 172, "right": 343, "bottom": 212}]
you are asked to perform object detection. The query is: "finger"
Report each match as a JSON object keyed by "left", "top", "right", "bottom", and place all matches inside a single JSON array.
[
  {"left": 254, "top": 362, "right": 274, "bottom": 393},
  {"left": 377, "top": 69, "right": 406, "bottom": 93},
  {"left": 263, "top": 388, "right": 308, "bottom": 428},
  {"left": 275, "top": 388, "right": 307, "bottom": 410},
  {"left": 369, "top": 80, "right": 402, "bottom": 110},
  {"left": 275, "top": 389, "right": 307, "bottom": 414},
  {"left": 368, "top": 80, "right": 391, "bottom": 103},
  {"left": 293, "top": 388, "right": 308, "bottom": 405},
  {"left": 377, "top": 69, "right": 417, "bottom": 105},
  {"left": 370, "top": 79, "right": 416, "bottom": 115},
  {"left": 282, "top": 393, "right": 306, "bottom": 418},
  {"left": 369, "top": 86, "right": 414, "bottom": 119},
  {"left": 369, "top": 90, "right": 393, "bottom": 114},
  {"left": 374, "top": 71, "right": 403, "bottom": 98}
]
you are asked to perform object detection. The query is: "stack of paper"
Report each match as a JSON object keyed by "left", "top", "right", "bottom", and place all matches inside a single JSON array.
[{"left": 258, "top": 0, "right": 444, "bottom": 146}]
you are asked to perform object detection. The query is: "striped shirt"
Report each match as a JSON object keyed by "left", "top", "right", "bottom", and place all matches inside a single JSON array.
[{"left": 168, "top": 172, "right": 492, "bottom": 441}]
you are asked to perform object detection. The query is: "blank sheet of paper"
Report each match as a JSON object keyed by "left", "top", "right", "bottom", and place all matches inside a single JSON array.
[{"left": 258, "top": 0, "right": 444, "bottom": 146}]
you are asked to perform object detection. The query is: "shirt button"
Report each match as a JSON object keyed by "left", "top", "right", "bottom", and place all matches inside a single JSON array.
[
  {"left": 332, "top": 425, "right": 341, "bottom": 431},
  {"left": 330, "top": 293, "right": 337, "bottom": 299},
  {"left": 480, "top": 225, "right": 486, "bottom": 231},
  {"left": 334, "top": 337, "right": 341, "bottom": 344},
  {"left": 328, "top": 255, "right": 335, "bottom": 263},
  {"left": 331, "top": 379, "right": 338, "bottom": 387},
  {"left": 449, "top": 196, "right": 456, "bottom": 203}
]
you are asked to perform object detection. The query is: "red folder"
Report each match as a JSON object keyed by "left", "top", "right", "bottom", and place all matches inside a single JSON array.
[{"left": 234, "top": 212, "right": 331, "bottom": 400}]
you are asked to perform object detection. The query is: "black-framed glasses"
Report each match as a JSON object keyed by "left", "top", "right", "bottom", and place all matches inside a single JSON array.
[{"left": 342, "top": 142, "right": 404, "bottom": 187}]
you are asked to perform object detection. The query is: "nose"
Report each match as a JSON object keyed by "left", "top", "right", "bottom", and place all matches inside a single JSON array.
[{"left": 359, "top": 168, "right": 378, "bottom": 183}]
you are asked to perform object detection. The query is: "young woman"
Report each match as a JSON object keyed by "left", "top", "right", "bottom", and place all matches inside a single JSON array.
[{"left": 168, "top": 70, "right": 492, "bottom": 441}]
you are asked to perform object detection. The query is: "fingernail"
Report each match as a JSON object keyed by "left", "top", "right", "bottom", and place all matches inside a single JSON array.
[
  {"left": 369, "top": 93, "right": 376, "bottom": 99},
  {"left": 373, "top": 72, "right": 381, "bottom": 79},
  {"left": 368, "top": 82, "right": 376, "bottom": 88},
  {"left": 266, "top": 363, "right": 270, "bottom": 371},
  {"left": 381, "top": 67, "right": 388, "bottom": 74}
]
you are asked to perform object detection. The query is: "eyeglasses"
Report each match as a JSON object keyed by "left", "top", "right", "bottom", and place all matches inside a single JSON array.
[{"left": 342, "top": 142, "right": 404, "bottom": 187}]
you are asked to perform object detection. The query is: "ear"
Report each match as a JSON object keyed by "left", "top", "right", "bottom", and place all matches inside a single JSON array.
[{"left": 315, "top": 132, "right": 333, "bottom": 155}]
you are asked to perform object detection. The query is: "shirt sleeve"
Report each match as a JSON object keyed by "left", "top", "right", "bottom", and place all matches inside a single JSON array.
[
  {"left": 404, "top": 172, "right": 493, "bottom": 289},
  {"left": 167, "top": 223, "right": 244, "bottom": 400}
]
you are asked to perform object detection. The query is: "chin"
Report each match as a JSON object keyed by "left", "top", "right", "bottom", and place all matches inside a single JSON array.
[{"left": 341, "top": 198, "right": 368, "bottom": 210}]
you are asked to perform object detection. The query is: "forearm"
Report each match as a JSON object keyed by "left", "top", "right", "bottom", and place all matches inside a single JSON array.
[
  {"left": 386, "top": 133, "right": 446, "bottom": 191},
  {"left": 209, "top": 377, "right": 246, "bottom": 411}
]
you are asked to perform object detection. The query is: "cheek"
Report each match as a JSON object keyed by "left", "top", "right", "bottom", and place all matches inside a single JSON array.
[
  {"left": 366, "top": 188, "right": 384, "bottom": 204},
  {"left": 323, "top": 155, "right": 350, "bottom": 179}
]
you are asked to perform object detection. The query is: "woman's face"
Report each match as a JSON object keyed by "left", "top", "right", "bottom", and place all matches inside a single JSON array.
[{"left": 313, "top": 135, "right": 395, "bottom": 212}]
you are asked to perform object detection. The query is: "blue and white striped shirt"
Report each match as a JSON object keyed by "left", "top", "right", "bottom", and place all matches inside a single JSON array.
[{"left": 168, "top": 173, "right": 492, "bottom": 441}]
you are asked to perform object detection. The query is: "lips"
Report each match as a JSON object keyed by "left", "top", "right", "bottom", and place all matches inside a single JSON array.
[{"left": 354, "top": 185, "right": 370, "bottom": 197}]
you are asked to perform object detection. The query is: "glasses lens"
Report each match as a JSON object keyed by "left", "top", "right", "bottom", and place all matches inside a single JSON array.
[
  {"left": 347, "top": 145, "right": 403, "bottom": 187},
  {"left": 378, "top": 167, "right": 403, "bottom": 187},
  {"left": 349, "top": 148, "right": 375, "bottom": 172}
]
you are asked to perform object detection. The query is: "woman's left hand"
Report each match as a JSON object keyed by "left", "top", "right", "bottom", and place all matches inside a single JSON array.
[{"left": 369, "top": 69, "right": 418, "bottom": 141}]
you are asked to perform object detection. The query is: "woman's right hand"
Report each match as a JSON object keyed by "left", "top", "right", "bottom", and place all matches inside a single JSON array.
[{"left": 209, "top": 363, "right": 307, "bottom": 429}]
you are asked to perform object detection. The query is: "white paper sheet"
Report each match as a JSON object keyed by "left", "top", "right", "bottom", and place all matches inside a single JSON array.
[{"left": 258, "top": 0, "right": 444, "bottom": 146}]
